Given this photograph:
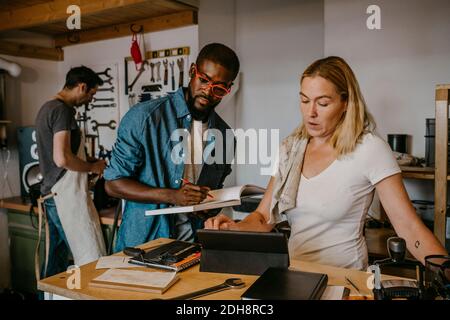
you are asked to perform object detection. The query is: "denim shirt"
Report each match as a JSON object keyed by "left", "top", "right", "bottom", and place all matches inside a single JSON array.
[{"left": 104, "top": 88, "right": 234, "bottom": 252}]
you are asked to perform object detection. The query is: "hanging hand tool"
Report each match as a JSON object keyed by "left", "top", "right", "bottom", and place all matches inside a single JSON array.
[
  {"left": 128, "top": 62, "right": 147, "bottom": 93},
  {"left": 169, "top": 61, "right": 175, "bottom": 91},
  {"left": 177, "top": 58, "right": 185, "bottom": 88},
  {"left": 91, "top": 120, "right": 117, "bottom": 132},
  {"left": 96, "top": 67, "right": 112, "bottom": 79},
  {"left": 87, "top": 103, "right": 117, "bottom": 111},
  {"left": 155, "top": 61, "right": 162, "bottom": 82},
  {"left": 101, "top": 78, "right": 113, "bottom": 86},
  {"left": 163, "top": 59, "right": 169, "bottom": 86},
  {"left": 97, "top": 87, "right": 115, "bottom": 93},
  {"left": 93, "top": 97, "right": 114, "bottom": 103},
  {"left": 150, "top": 62, "right": 156, "bottom": 83}
]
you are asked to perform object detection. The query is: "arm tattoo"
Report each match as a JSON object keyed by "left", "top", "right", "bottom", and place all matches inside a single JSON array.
[{"left": 415, "top": 241, "right": 421, "bottom": 249}]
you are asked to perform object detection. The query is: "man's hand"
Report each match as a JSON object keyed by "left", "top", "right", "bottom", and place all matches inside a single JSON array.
[
  {"left": 205, "top": 213, "right": 238, "bottom": 230},
  {"left": 90, "top": 160, "right": 107, "bottom": 175},
  {"left": 171, "top": 184, "right": 210, "bottom": 206}
]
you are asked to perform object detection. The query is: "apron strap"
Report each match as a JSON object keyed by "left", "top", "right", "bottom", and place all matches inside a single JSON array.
[{"left": 34, "top": 193, "right": 55, "bottom": 282}]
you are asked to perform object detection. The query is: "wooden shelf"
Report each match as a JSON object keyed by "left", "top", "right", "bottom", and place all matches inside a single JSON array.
[
  {"left": 401, "top": 166, "right": 435, "bottom": 180},
  {"left": 401, "top": 166, "right": 450, "bottom": 181}
]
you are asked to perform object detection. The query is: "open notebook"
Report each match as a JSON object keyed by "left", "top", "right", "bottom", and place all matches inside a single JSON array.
[{"left": 145, "top": 184, "right": 265, "bottom": 216}]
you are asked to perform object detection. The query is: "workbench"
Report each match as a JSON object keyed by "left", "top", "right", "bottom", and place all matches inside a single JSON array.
[{"left": 38, "top": 238, "right": 403, "bottom": 300}]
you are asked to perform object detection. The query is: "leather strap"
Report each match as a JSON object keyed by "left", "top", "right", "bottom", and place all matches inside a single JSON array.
[{"left": 34, "top": 193, "right": 55, "bottom": 282}]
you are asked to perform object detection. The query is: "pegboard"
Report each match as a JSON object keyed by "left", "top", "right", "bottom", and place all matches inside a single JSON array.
[
  {"left": 125, "top": 46, "right": 191, "bottom": 107},
  {"left": 74, "top": 63, "right": 120, "bottom": 161}
]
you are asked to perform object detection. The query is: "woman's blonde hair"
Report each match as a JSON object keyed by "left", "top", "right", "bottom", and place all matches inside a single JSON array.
[{"left": 298, "top": 56, "right": 375, "bottom": 156}]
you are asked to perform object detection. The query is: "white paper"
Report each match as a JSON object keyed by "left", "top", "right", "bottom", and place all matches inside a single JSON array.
[
  {"left": 320, "top": 286, "right": 347, "bottom": 300},
  {"left": 95, "top": 256, "right": 138, "bottom": 270}
]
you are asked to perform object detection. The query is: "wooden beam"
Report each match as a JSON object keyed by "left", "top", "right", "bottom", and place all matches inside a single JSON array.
[
  {"left": 0, "top": 41, "right": 64, "bottom": 61},
  {"left": 0, "top": 0, "right": 154, "bottom": 32},
  {"left": 54, "top": 10, "right": 197, "bottom": 47},
  {"left": 434, "top": 86, "right": 449, "bottom": 246}
]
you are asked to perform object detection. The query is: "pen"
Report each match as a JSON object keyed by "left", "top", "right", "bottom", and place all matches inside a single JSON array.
[
  {"left": 345, "top": 277, "right": 363, "bottom": 296},
  {"left": 182, "top": 179, "right": 214, "bottom": 199}
]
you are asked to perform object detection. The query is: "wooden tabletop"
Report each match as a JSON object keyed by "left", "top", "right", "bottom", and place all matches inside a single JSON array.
[
  {"left": 38, "top": 238, "right": 405, "bottom": 300},
  {"left": 0, "top": 196, "right": 120, "bottom": 226}
]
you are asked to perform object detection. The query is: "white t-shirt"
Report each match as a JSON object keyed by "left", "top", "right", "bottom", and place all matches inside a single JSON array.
[
  {"left": 274, "top": 134, "right": 401, "bottom": 270},
  {"left": 175, "top": 120, "right": 208, "bottom": 241},
  {"left": 183, "top": 120, "right": 209, "bottom": 184}
]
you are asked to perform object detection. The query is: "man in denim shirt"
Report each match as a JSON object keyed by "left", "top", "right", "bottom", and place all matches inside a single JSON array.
[{"left": 105, "top": 43, "right": 240, "bottom": 251}]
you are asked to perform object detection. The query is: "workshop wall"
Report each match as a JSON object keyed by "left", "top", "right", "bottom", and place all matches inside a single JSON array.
[
  {"left": 233, "top": 0, "right": 325, "bottom": 186},
  {"left": 324, "top": 0, "right": 450, "bottom": 206}
]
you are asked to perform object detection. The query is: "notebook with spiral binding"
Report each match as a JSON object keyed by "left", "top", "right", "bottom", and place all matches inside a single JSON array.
[{"left": 128, "top": 240, "right": 201, "bottom": 272}]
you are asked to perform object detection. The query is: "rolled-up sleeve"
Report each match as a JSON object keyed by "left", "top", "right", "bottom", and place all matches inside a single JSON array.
[{"left": 104, "top": 111, "right": 145, "bottom": 181}]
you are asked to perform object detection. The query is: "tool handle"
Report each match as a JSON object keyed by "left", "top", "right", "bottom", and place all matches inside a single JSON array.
[
  {"left": 169, "top": 284, "right": 228, "bottom": 300},
  {"left": 164, "top": 69, "right": 168, "bottom": 86},
  {"left": 179, "top": 71, "right": 184, "bottom": 88}
]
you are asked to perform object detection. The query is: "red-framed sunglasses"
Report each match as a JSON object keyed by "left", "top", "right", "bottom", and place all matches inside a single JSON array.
[{"left": 192, "top": 65, "right": 232, "bottom": 99}]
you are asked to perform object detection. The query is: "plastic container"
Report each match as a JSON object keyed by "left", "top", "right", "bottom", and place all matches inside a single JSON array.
[
  {"left": 412, "top": 200, "right": 434, "bottom": 221},
  {"left": 388, "top": 134, "right": 408, "bottom": 153}
]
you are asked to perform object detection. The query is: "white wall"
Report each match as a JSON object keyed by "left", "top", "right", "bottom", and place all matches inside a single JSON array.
[
  {"left": 234, "top": 0, "right": 325, "bottom": 186},
  {"left": 198, "top": 0, "right": 238, "bottom": 187},
  {"left": 324, "top": 0, "right": 450, "bottom": 204}
]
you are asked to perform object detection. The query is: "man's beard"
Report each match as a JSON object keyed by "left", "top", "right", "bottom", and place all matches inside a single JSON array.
[{"left": 186, "top": 90, "right": 220, "bottom": 122}]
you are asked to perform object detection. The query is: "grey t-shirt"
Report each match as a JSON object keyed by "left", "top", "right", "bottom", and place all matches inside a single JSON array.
[{"left": 35, "top": 99, "right": 81, "bottom": 195}]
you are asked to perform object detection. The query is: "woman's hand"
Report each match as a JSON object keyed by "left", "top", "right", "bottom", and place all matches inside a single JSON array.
[{"left": 204, "top": 214, "right": 238, "bottom": 230}]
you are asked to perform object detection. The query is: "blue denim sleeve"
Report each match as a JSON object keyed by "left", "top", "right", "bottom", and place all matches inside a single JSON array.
[{"left": 104, "top": 109, "right": 145, "bottom": 181}]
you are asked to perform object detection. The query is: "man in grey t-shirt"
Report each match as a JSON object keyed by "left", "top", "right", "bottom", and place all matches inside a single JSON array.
[{"left": 35, "top": 66, "right": 106, "bottom": 278}]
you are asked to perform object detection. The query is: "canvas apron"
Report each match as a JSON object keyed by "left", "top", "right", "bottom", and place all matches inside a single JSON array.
[{"left": 35, "top": 133, "right": 106, "bottom": 280}]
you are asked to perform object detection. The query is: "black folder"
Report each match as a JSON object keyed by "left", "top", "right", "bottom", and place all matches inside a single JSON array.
[{"left": 241, "top": 268, "right": 328, "bottom": 300}]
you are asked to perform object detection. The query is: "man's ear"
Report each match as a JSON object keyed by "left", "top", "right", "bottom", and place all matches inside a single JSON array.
[{"left": 79, "top": 82, "right": 88, "bottom": 93}]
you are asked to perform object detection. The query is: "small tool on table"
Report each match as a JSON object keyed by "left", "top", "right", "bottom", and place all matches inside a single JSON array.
[
  {"left": 167, "top": 278, "right": 245, "bottom": 300},
  {"left": 345, "top": 276, "right": 366, "bottom": 297}
]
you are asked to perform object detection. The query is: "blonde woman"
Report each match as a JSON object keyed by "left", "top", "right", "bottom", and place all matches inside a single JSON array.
[{"left": 205, "top": 56, "right": 447, "bottom": 270}]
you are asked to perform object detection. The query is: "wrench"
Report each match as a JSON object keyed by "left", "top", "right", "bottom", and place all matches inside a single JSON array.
[
  {"left": 155, "top": 61, "right": 161, "bottom": 82},
  {"left": 163, "top": 59, "right": 169, "bottom": 86},
  {"left": 91, "top": 120, "right": 117, "bottom": 132},
  {"left": 96, "top": 67, "right": 112, "bottom": 79},
  {"left": 177, "top": 58, "right": 184, "bottom": 88},
  {"left": 128, "top": 62, "right": 147, "bottom": 92},
  {"left": 168, "top": 278, "right": 245, "bottom": 300},
  {"left": 169, "top": 61, "right": 175, "bottom": 91},
  {"left": 87, "top": 103, "right": 117, "bottom": 111},
  {"left": 150, "top": 62, "right": 156, "bottom": 83},
  {"left": 101, "top": 78, "right": 113, "bottom": 86},
  {"left": 93, "top": 97, "right": 114, "bottom": 103},
  {"left": 97, "top": 87, "right": 115, "bottom": 93}
]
